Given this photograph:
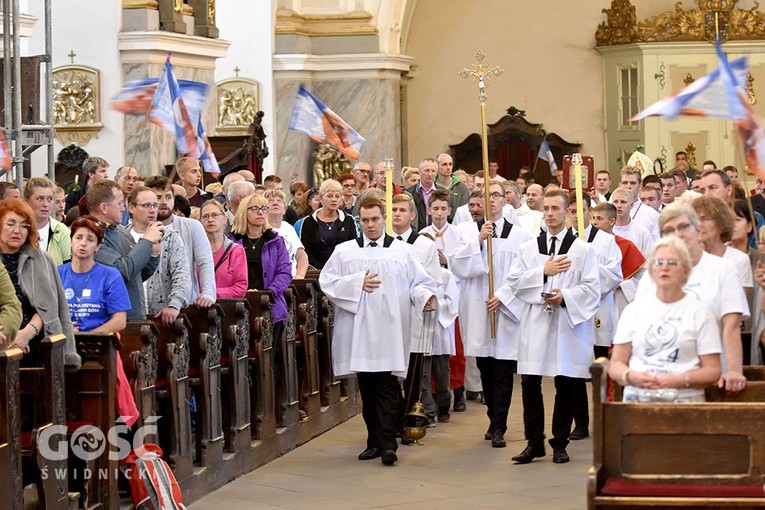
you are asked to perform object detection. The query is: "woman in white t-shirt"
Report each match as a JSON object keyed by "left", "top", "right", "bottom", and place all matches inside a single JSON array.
[
  {"left": 610, "top": 236, "right": 722, "bottom": 402},
  {"left": 693, "top": 195, "right": 753, "bottom": 290}
]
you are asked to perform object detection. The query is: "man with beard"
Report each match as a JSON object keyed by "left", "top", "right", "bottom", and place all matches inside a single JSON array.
[
  {"left": 127, "top": 186, "right": 190, "bottom": 325},
  {"left": 146, "top": 176, "right": 216, "bottom": 307}
]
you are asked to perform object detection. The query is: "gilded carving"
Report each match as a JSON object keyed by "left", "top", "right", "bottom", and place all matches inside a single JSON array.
[
  {"left": 685, "top": 141, "right": 698, "bottom": 168},
  {"left": 208, "top": 0, "right": 214, "bottom": 24},
  {"left": 173, "top": 0, "right": 182, "bottom": 12},
  {"left": 596, "top": 0, "right": 765, "bottom": 46},
  {"left": 747, "top": 72, "right": 757, "bottom": 105},
  {"left": 313, "top": 144, "right": 352, "bottom": 185},
  {"left": 52, "top": 65, "right": 103, "bottom": 146},
  {"left": 684, "top": 73, "right": 696, "bottom": 85},
  {"left": 216, "top": 78, "right": 259, "bottom": 134}
]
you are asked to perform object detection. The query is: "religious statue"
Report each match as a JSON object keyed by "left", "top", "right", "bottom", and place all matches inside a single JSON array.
[
  {"left": 52, "top": 65, "right": 103, "bottom": 146},
  {"left": 312, "top": 144, "right": 351, "bottom": 185},
  {"left": 216, "top": 80, "right": 260, "bottom": 130}
]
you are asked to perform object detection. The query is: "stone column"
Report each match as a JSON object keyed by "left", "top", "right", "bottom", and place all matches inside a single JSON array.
[{"left": 118, "top": 31, "right": 229, "bottom": 175}]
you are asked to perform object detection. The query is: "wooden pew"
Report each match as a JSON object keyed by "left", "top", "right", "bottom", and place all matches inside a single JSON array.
[
  {"left": 589, "top": 358, "right": 765, "bottom": 509},
  {"left": 290, "top": 279, "right": 321, "bottom": 417},
  {"left": 179, "top": 305, "right": 225, "bottom": 468},
  {"left": 217, "top": 299, "right": 252, "bottom": 453},
  {"left": 118, "top": 322, "right": 158, "bottom": 441},
  {"left": 244, "top": 290, "right": 276, "bottom": 440},
  {"left": 68, "top": 333, "right": 121, "bottom": 509},
  {"left": 20, "top": 335, "right": 70, "bottom": 510},
  {"left": 306, "top": 270, "right": 342, "bottom": 407},
  {"left": 138, "top": 317, "right": 193, "bottom": 482},
  {"left": 705, "top": 380, "right": 765, "bottom": 402},
  {"left": 281, "top": 287, "right": 302, "bottom": 426},
  {"left": 0, "top": 348, "right": 23, "bottom": 510}
]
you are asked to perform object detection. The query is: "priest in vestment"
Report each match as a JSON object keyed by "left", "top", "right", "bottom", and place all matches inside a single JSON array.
[
  {"left": 319, "top": 195, "right": 436, "bottom": 466},
  {"left": 508, "top": 189, "right": 600, "bottom": 465}
]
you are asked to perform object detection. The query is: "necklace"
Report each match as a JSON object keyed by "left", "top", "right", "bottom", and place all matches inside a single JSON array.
[
  {"left": 318, "top": 212, "right": 339, "bottom": 230},
  {"left": 246, "top": 235, "right": 263, "bottom": 252}
]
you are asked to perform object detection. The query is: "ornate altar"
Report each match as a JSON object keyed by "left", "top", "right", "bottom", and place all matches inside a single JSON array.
[
  {"left": 211, "top": 111, "right": 269, "bottom": 181},
  {"left": 52, "top": 65, "right": 103, "bottom": 146},
  {"left": 215, "top": 78, "right": 260, "bottom": 135},
  {"left": 448, "top": 107, "right": 581, "bottom": 186}
]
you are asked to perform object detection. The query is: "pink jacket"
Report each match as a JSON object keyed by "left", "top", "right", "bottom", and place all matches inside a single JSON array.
[{"left": 213, "top": 241, "right": 249, "bottom": 299}]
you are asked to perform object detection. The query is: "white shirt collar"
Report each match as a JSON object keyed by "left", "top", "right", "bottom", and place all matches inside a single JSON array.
[
  {"left": 395, "top": 228, "right": 412, "bottom": 241},
  {"left": 363, "top": 233, "right": 384, "bottom": 247}
]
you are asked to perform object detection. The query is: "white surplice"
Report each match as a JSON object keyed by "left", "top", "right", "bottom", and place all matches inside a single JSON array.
[
  {"left": 508, "top": 233, "right": 601, "bottom": 378},
  {"left": 319, "top": 237, "right": 437, "bottom": 378},
  {"left": 451, "top": 218, "right": 530, "bottom": 360},
  {"left": 577, "top": 226, "right": 623, "bottom": 347}
]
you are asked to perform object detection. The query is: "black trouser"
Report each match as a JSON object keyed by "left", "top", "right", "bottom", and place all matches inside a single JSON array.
[
  {"left": 521, "top": 374, "right": 585, "bottom": 449},
  {"left": 572, "top": 345, "right": 610, "bottom": 430},
  {"left": 476, "top": 357, "right": 516, "bottom": 435},
  {"left": 357, "top": 371, "right": 401, "bottom": 452}
]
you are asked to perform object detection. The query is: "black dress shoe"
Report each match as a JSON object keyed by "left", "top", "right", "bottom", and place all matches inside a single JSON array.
[
  {"left": 437, "top": 413, "right": 451, "bottom": 423},
  {"left": 552, "top": 447, "right": 570, "bottom": 464},
  {"left": 484, "top": 429, "right": 492, "bottom": 441},
  {"left": 400, "top": 435, "right": 414, "bottom": 446},
  {"left": 569, "top": 427, "right": 589, "bottom": 440},
  {"left": 512, "top": 444, "right": 546, "bottom": 464},
  {"left": 491, "top": 431, "right": 506, "bottom": 448},
  {"left": 453, "top": 401, "right": 467, "bottom": 412},
  {"left": 358, "top": 447, "right": 380, "bottom": 460},
  {"left": 380, "top": 449, "right": 398, "bottom": 465}
]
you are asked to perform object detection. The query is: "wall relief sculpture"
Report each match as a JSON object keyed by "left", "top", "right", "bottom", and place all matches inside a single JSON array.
[
  {"left": 596, "top": 0, "right": 765, "bottom": 46},
  {"left": 215, "top": 78, "right": 259, "bottom": 134},
  {"left": 52, "top": 65, "right": 103, "bottom": 146}
]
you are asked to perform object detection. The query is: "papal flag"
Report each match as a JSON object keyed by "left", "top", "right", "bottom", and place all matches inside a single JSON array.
[{"left": 288, "top": 84, "right": 365, "bottom": 160}]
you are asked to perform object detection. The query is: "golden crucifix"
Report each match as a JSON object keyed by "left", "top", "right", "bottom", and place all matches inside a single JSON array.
[{"left": 459, "top": 50, "right": 502, "bottom": 339}]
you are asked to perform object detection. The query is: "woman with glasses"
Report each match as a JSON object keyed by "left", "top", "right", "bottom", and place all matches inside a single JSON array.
[
  {"left": 300, "top": 179, "right": 357, "bottom": 269},
  {"left": 610, "top": 236, "right": 721, "bottom": 402},
  {"left": 0, "top": 198, "right": 80, "bottom": 369},
  {"left": 201, "top": 199, "right": 248, "bottom": 299},
  {"left": 635, "top": 201, "right": 749, "bottom": 393},
  {"left": 230, "top": 194, "right": 291, "bottom": 334}
]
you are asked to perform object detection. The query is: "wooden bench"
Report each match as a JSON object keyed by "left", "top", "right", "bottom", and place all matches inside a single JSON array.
[
  {"left": 139, "top": 316, "right": 194, "bottom": 482},
  {"left": 179, "top": 305, "right": 225, "bottom": 468},
  {"left": 118, "top": 322, "right": 158, "bottom": 442},
  {"left": 0, "top": 347, "right": 23, "bottom": 510},
  {"left": 281, "top": 287, "right": 302, "bottom": 426},
  {"left": 217, "top": 299, "right": 252, "bottom": 454},
  {"left": 289, "top": 279, "right": 321, "bottom": 418},
  {"left": 245, "top": 290, "right": 277, "bottom": 440},
  {"left": 589, "top": 358, "right": 765, "bottom": 509},
  {"left": 306, "top": 270, "right": 342, "bottom": 407}
]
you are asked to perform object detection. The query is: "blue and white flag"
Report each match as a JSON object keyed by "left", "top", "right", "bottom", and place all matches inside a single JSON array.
[
  {"left": 288, "top": 84, "right": 364, "bottom": 160},
  {"left": 151, "top": 57, "right": 202, "bottom": 158},
  {"left": 197, "top": 116, "right": 220, "bottom": 174},
  {"left": 537, "top": 137, "right": 558, "bottom": 176}
]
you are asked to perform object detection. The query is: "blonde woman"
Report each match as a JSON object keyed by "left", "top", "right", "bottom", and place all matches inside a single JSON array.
[
  {"left": 401, "top": 166, "right": 420, "bottom": 188},
  {"left": 299, "top": 179, "right": 357, "bottom": 269}
]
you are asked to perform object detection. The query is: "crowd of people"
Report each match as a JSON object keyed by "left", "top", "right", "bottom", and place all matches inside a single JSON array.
[{"left": 0, "top": 149, "right": 761, "bottom": 468}]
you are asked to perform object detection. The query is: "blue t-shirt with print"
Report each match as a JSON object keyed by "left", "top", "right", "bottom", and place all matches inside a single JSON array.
[{"left": 58, "top": 262, "right": 132, "bottom": 332}]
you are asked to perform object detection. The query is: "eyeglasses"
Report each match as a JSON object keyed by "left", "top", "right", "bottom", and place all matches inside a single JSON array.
[
  {"left": 4, "top": 220, "right": 30, "bottom": 231},
  {"left": 247, "top": 205, "right": 269, "bottom": 214},
  {"left": 134, "top": 202, "right": 159, "bottom": 210},
  {"left": 660, "top": 222, "right": 693, "bottom": 236},
  {"left": 201, "top": 212, "right": 224, "bottom": 220},
  {"left": 652, "top": 258, "right": 681, "bottom": 267},
  {"left": 489, "top": 192, "right": 504, "bottom": 199}
]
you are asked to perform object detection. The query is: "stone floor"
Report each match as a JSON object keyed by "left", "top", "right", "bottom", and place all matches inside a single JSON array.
[{"left": 190, "top": 378, "right": 590, "bottom": 509}]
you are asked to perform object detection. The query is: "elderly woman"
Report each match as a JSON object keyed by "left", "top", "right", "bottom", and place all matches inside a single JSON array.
[
  {"left": 201, "top": 199, "right": 248, "bottom": 299},
  {"left": 692, "top": 195, "right": 753, "bottom": 290},
  {"left": 0, "top": 198, "right": 79, "bottom": 369},
  {"left": 610, "top": 237, "right": 722, "bottom": 402},
  {"left": 229, "top": 194, "right": 292, "bottom": 335},
  {"left": 300, "top": 179, "right": 357, "bottom": 269}
]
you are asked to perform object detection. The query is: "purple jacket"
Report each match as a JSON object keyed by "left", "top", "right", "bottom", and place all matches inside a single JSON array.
[{"left": 230, "top": 230, "right": 292, "bottom": 322}]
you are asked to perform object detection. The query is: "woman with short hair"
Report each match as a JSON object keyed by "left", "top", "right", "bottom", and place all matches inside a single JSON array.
[
  {"left": 299, "top": 179, "right": 357, "bottom": 269},
  {"left": 610, "top": 236, "right": 722, "bottom": 402}
]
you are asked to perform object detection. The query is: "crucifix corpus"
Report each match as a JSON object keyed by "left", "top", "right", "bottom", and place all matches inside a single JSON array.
[{"left": 459, "top": 50, "right": 503, "bottom": 338}]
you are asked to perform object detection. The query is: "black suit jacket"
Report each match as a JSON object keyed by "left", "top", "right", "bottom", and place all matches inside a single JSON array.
[{"left": 752, "top": 193, "right": 765, "bottom": 222}]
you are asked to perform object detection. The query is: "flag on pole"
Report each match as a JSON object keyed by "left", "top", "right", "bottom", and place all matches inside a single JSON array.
[
  {"left": 151, "top": 57, "right": 200, "bottom": 158},
  {"left": 537, "top": 137, "right": 558, "bottom": 176},
  {"left": 288, "top": 84, "right": 365, "bottom": 160},
  {"left": 632, "top": 39, "right": 765, "bottom": 180},
  {"left": 110, "top": 78, "right": 208, "bottom": 122},
  {"left": 197, "top": 116, "right": 220, "bottom": 175},
  {"left": 0, "top": 128, "right": 11, "bottom": 172}
]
